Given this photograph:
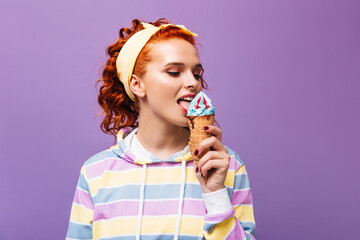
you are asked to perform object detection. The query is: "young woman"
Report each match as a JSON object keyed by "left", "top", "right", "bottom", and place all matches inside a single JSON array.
[{"left": 66, "top": 18, "right": 256, "bottom": 240}]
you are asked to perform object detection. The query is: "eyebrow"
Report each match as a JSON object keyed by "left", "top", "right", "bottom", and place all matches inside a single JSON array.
[{"left": 164, "top": 62, "right": 203, "bottom": 69}]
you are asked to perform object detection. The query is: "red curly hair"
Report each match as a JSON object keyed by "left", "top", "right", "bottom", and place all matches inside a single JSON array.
[{"left": 96, "top": 18, "right": 208, "bottom": 140}]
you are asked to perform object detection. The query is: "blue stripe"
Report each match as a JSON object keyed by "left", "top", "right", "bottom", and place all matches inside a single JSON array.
[
  {"left": 148, "top": 154, "right": 180, "bottom": 163},
  {"left": 111, "top": 141, "right": 128, "bottom": 159},
  {"left": 66, "top": 221, "right": 92, "bottom": 239},
  {"left": 99, "top": 236, "right": 134, "bottom": 240},
  {"left": 241, "top": 221, "right": 256, "bottom": 238},
  {"left": 94, "top": 183, "right": 203, "bottom": 204},
  {"left": 203, "top": 222, "right": 215, "bottom": 232},
  {"left": 226, "top": 186, "right": 233, "bottom": 200},
  {"left": 94, "top": 185, "right": 140, "bottom": 203},
  {"left": 226, "top": 146, "right": 244, "bottom": 166},
  {"left": 77, "top": 173, "right": 90, "bottom": 193},
  {"left": 233, "top": 173, "right": 250, "bottom": 190},
  {"left": 85, "top": 150, "right": 118, "bottom": 166},
  {"left": 184, "top": 183, "right": 203, "bottom": 199}
]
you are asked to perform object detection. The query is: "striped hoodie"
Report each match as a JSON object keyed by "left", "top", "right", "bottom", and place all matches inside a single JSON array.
[{"left": 66, "top": 127, "right": 256, "bottom": 240}]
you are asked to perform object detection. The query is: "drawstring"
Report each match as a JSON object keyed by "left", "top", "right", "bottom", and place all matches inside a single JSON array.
[
  {"left": 136, "top": 164, "right": 147, "bottom": 240},
  {"left": 135, "top": 160, "right": 186, "bottom": 240},
  {"left": 174, "top": 159, "right": 187, "bottom": 240}
]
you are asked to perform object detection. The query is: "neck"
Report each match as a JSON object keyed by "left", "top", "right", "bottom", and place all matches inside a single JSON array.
[{"left": 136, "top": 112, "right": 190, "bottom": 160}]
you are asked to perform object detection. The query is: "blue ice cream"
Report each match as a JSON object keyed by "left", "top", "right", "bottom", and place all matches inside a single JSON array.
[{"left": 186, "top": 91, "right": 215, "bottom": 116}]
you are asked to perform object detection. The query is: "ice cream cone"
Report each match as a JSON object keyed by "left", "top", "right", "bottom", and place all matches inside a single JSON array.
[{"left": 187, "top": 114, "right": 215, "bottom": 183}]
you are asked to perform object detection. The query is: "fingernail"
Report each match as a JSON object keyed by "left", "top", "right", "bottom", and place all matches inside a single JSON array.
[
  {"left": 203, "top": 126, "right": 209, "bottom": 130},
  {"left": 196, "top": 167, "right": 199, "bottom": 173},
  {"left": 194, "top": 149, "right": 199, "bottom": 156}
]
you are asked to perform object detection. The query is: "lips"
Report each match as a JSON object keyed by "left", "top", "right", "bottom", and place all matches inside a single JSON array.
[{"left": 177, "top": 94, "right": 196, "bottom": 113}]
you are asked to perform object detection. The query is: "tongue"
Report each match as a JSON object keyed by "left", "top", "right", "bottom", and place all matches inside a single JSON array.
[{"left": 178, "top": 100, "right": 190, "bottom": 113}]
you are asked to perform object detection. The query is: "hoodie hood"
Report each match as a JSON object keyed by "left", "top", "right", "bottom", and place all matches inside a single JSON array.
[{"left": 110, "top": 126, "right": 193, "bottom": 165}]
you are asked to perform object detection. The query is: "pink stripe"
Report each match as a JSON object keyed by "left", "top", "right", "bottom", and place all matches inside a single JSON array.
[
  {"left": 231, "top": 189, "right": 253, "bottom": 205},
  {"left": 144, "top": 199, "right": 205, "bottom": 216},
  {"left": 144, "top": 199, "right": 178, "bottom": 215},
  {"left": 93, "top": 199, "right": 206, "bottom": 221},
  {"left": 94, "top": 201, "right": 139, "bottom": 221},
  {"left": 73, "top": 187, "right": 94, "bottom": 210},
  {"left": 86, "top": 158, "right": 142, "bottom": 179},
  {"left": 228, "top": 156, "right": 237, "bottom": 172},
  {"left": 205, "top": 208, "right": 235, "bottom": 223},
  {"left": 247, "top": 232, "right": 256, "bottom": 240},
  {"left": 86, "top": 158, "right": 193, "bottom": 180},
  {"left": 234, "top": 157, "right": 243, "bottom": 171},
  {"left": 226, "top": 220, "right": 247, "bottom": 240},
  {"left": 122, "top": 150, "right": 136, "bottom": 163},
  {"left": 183, "top": 199, "right": 206, "bottom": 216},
  {"left": 86, "top": 161, "right": 106, "bottom": 179}
]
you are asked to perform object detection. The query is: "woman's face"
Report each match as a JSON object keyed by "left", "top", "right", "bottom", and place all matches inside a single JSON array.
[{"left": 138, "top": 38, "right": 203, "bottom": 127}]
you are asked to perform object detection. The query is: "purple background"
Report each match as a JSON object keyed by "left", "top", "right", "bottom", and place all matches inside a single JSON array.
[{"left": 1, "top": 0, "right": 359, "bottom": 239}]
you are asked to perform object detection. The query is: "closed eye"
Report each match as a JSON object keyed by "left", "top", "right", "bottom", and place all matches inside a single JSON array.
[
  {"left": 167, "top": 71, "right": 180, "bottom": 77},
  {"left": 193, "top": 74, "right": 202, "bottom": 80}
]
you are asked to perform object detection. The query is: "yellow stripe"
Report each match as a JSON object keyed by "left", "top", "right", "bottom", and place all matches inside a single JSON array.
[
  {"left": 236, "top": 164, "right": 247, "bottom": 174},
  {"left": 179, "top": 216, "right": 204, "bottom": 235},
  {"left": 69, "top": 203, "right": 93, "bottom": 224},
  {"left": 80, "top": 165, "right": 88, "bottom": 179},
  {"left": 135, "top": 157, "right": 151, "bottom": 164},
  {"left": 93, "top": 217, "right": 138, "bottom": 239},
  {"left": 93, "top": 216, "right": 204, "bottom": 237},
  {"left": 117, "top": 129, "right": 124, "bottom": 139},
  {"left": 88, "top": 167, "right": 199, "bottom": 194},
  {"left": 204, "top": 216, "right": 235, "bottom": 239},
  {"left": 234, "top": 205, "right": 255, "bottom": 222},
  {"left": 224, "top": 171, "right": 235, "bottom": 187},
  {"left": 141, "top": 216, "right": 204, "bottom": 235},
  {"left": 175, "top": 152, "right": 192, "bottom": 162},
  {"left": 88, "top": 178, "right": 101, "bottom": 197}
]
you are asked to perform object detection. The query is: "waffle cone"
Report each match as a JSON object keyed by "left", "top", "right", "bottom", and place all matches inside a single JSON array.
[{"left": 187, "top": 114, "right": 215, "bottom": 183}]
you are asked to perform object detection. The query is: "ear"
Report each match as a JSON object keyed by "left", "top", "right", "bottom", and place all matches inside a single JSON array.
[{"left": 129, "top": 74, "right": 146, "bottom": 98}]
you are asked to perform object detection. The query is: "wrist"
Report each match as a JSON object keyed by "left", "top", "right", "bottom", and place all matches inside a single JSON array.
[
  {"left": 201, "top": 185, "right": 225, "bottom": 194},
  {"left": 202, "top": 187, "right": 232, "bottom": 215}
]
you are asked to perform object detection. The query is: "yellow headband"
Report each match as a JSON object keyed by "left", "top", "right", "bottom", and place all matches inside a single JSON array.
[{"left": 115, "top": 22, "right": 198, "bottom": 101}]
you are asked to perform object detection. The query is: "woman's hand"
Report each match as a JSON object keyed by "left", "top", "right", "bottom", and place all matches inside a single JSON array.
[{"left": 194, "top": 125, "right": 230, "bottom": 193}]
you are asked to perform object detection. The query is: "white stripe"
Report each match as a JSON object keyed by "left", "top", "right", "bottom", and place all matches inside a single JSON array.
[
  {"left": 233, "top": 203, "right": 253, "bottom": 208},
  {"left": 85, "top": 157, "right": 118, "bottom": 168},
  {"left": 97, "top": 182, "right": 202, "bottom": 190},
  {"left": 233, "top": 188, "right": 251, "bottom": 192},
  {"left": 235, "top": 172, "right": 248, "bottom": 176},
  {"left": 69, "top": 220, "right": 92, "bottom": 226},
  {"left": 76, "top": 186, "right": 90, "bottom": 194},
  {"left": 94, "top": 198, "right": 139, "bottom": 206},
  {"left": 222, "top": 222, "right": 237, "bottom": 240},
  {"left": 98, "top": 233, "right": 203, "bottom": 239},
  {"left": 93, "top": 214, "right": 204, "bottom": 223},
  {"left": 93, "top": 216, "right": 138, "bottom": 223},
  {"left": 94, "top": 197, "right": 204, "bottom": 207},
  {"left": 66, "top": 238, "right": 92, "bottom": 240}
]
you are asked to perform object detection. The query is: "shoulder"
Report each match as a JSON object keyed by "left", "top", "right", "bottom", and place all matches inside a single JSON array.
[
  {"left": 80, "top": 148, "right": 121, "bottom": 180},
  {"left": 83, "top": 148, "right": 119, "bottom": 167}
]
